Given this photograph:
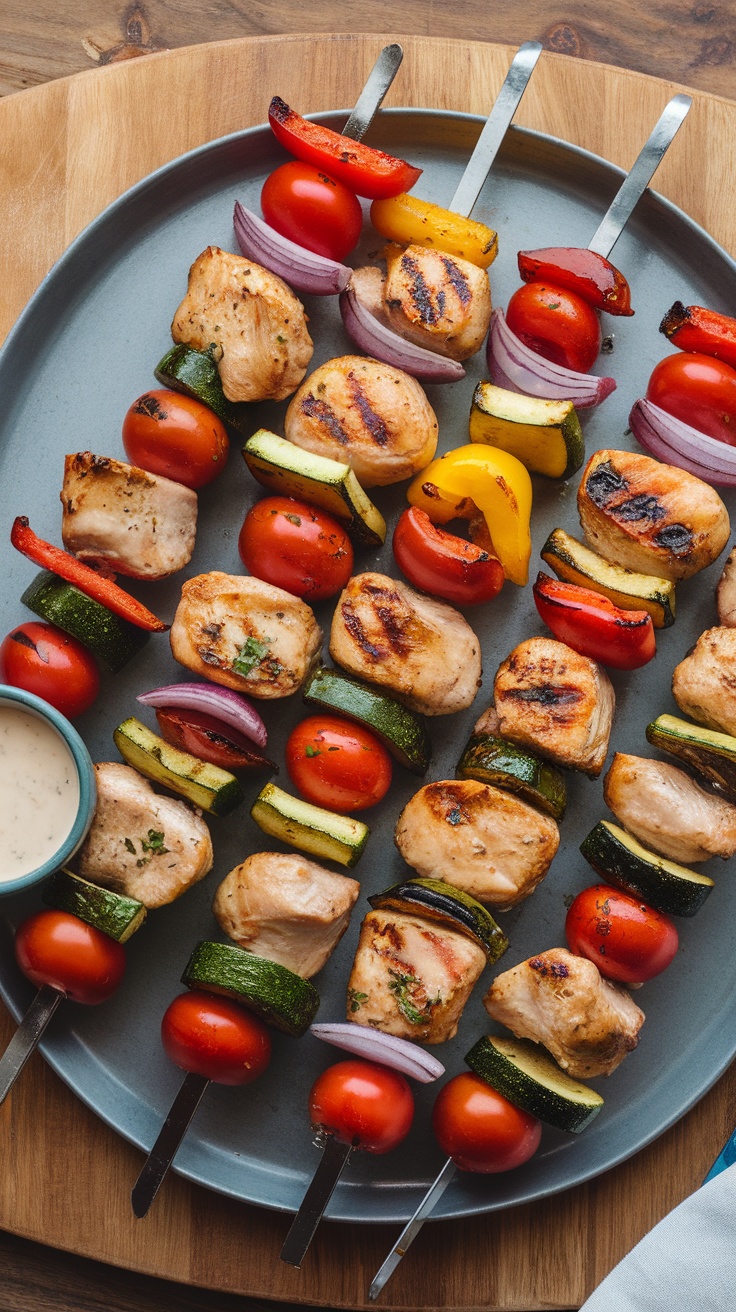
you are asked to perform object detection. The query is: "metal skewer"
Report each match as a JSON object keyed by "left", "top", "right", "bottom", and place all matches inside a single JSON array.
[
  {"left": 281, "top": 1134, "right": 354, "bottom": 1267},
  {"left": 131, "top": 1071, "right": 209, "bottom": 1218},
  {"left": 369, "top": 1157, "right": 457, "bottom": 1301},
  {"left": 0, "top": 984, "right": 64, "bottom": 1106},
  {"left": 343, "top": 44, "right": 404, "bottom": 142}
]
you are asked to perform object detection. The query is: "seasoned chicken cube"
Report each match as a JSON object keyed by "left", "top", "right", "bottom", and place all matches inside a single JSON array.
[
  {"left": 484, "top": 948, "right": 644, "bottom": 1078},
  {"left": 170, "top": 571, "right": 322, "bottom": 698},
  {"left": 284, "top": 356, "right": 438, "bottom": 487},
  {"left": 330, "top": 572, "right": 482, "bottom": 716},
  {"left": 604, "top": 751, "right": 736, "bottom": 863},
  {"left": 672, "top": 627, "right": 736, "bottom": 736},
  {"left": 349, "top": 266, "right": 390, "bottom": 324},
  {"left": 212, "top": 852, "right": 360, "bottom": 978},
  {"left": 382, "top": 243, "right": 492, "bottom": 361},
  {"left": 75, "top": 762, "right": 213, "bottom": 908},
  {"left": 494, "top": 638, "right": 615, "bottom": 776},
  {"left": 61, "top": 451, "right": 197, "bottom": 580},
  {"left": 395, "top": 779, "right": 559, "bottom": 908},
  {"left": 347, "top": 909, "right": 486, "bottom": 1044},
  {"left": 716, "top": 546, "right": 736, "bottom": 627},
  {"left": 171, "top": 246, "right": 312, "bottom": 402}
]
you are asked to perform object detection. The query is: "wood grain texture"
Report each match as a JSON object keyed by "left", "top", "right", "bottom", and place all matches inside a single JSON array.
[{"left": 1, "top": 31, "right": 736, "bottom": 1312}]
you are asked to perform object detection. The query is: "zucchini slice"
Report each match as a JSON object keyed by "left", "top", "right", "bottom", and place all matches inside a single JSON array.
[
  {"left": 22, "top": 570, "right": 150, "bottom": 671},
  {"left": 303, "top": 666, "right": 431, "bottom": 775},
  {"left": 43, "top": 868, "right": 147, "bottom": 942},
  {"left": 242, "top": 430, "right": 386, "bottom": 547},
  {"left": 368, "top": 877, "right": 508, "bottom": 963},
  {"left": 465, "top": 1035, "right": 603, "bottom": 1133},
  {"left": 155, "top": 344, "right": 249, "bottom": 432},
  {"left": 456, "top": 732, "right": 566, "bottom": 821},
  {"left": 251, "top": 783, "right": 369, "bottom": 867},
  {"left": 646, "top": 714, "right": 736, "bottom": 802},
  {"left": 469, "top": 382, "right": 584, "bottom": 480},
  {"left": 113, "top": 717, "right": 244, "bottom": 816},
  {"left": 540, "top": 528, "right": 676, "bottom": 628},
  {"left": 182, "top": 941, "right": 319, "bottom": 1036},
  {"left": 580, "top": 819, "right": 714, "bottom": 918}
]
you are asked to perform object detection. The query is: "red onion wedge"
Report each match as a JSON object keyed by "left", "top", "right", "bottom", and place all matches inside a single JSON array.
[
  {"left": 233, "top": 201, "right": 351, "bottom": 296},
  {"left": 137, "top": 682, "right": 267, "bottom": 748},
  {"left": 310, "top": 1023, "right": 445, "bottom": 1083},
  {"left": 487, "top": 309, "right": 616, "bottom": 409},
  {"left": 339, "top": 281, "right": 466, "bottom": 384},
  {"left": 629, "top": 398, "right": 736, "bottom": 487}
]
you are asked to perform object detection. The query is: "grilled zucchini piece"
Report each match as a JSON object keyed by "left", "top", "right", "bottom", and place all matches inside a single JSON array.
[
  {"left": 541, "top": 528, "right": 676, "bottom": 628},
  {"left": 456, "top": 732, "right": 567, "bottom": 821},
  {"left": 646, "top": 714, "right": 736, "bottom": 802},
  {"left": 155, "top": 344, "right": 249, "bottom": 432},
  {"left": 469, "top": 382, "right": 584, "bottom": 480},
  {"left": 368, "top": 877, "right": 508, "bottom": 963},
  {"left": 304, "top": 666, "right": 431, "bottom": 774},
  {"left": 113, "top": 717, "right": 244, "bottom": 816},
  {"left": 182, "top": 941, "right": 319, "bottom": 1035},
  {"left": 465, "top": 1035, "right": 603, "bottom": 1132},
  {"left": 250, "top": 783, "right": 369, "bottom": 867},
  {"left": 580, "top": 819, "right": 714, "bottom": 917},
  {"left": 43, "top": 869, "right": 147, "bottom": 942}
]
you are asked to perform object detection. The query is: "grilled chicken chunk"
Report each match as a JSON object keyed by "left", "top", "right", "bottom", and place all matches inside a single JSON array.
[
  {"left": 330, "top": 572, "right": 482, "bottom": 715},
  {"left": 212, "top": 852, "right": 360, "bottom": 978},
  {"left": 716, "top": 546, "right": 736, "bottom": 626},
  {"left": 284, "top": 355, "right": 438, "bottom": 487},
  {"left": 578, "top": 449, "right": 729, "bottom": 581},
  {"left": 347, "top": 908, "right": 486, "bottom": 1044},
  {"left": 60, "top": 451, "right": 197, "bottom": 580},
  {"left": 75, "top": 762, "right": 213, "bottom": 908},
  {"left": 484, "top": 948, "right": 644, "bottom": 1078},
  {"left": 672, "top": 627, "right": 736, "bottom": 736},
  {"left": 170, "top": 571, "right": 322, "bottom": 698},
  {"left": 494, "top": 637, "right": 615, "bottom": 776},
  {"left": 349, "top": 265, "right": 390, "bottom": 324},
  {"left": 171, "top": 246, "right": 313, "bottom": 403},
  {"left": 382, "top": 243, "right": 492, "bottom": 361},
  {"left": 604, "top": 751, "right": 736, "bottom": 863},
  {"left": 395, "top": 779, "right": 559, "bottom": 908}
]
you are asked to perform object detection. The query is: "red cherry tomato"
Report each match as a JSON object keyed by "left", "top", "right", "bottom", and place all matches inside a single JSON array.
[
  {"left": 238, "top": 497, "right": 354, "bottom": 602},
  {"left": 565, "top": 884, "right": 679, "bottom": 984},
  {"left": 14, "top": 910, "right": 126, "bottom": 1005},
  {"left": 432, "top": 1073, "right": 542, "bottom": 1174},
  {"left": 0, "top": 621, "right": 100, "bottom": 717},
  {"left": 122, "top": 389, "right": 229, "bottom": 488},
  {"left": 161, "top": 990, "right": 272, "bottom": 1086},
  {"left": 506, "top": 281, "right": 602, "bottom": 372},
  {"left": 285, "top": 715, "right": 392, "bottom": 812},
  {"left": 308, "top": 1059, "right": 414, "bottom": 1154},
  {"left": 261, "top": 161, "right": 363, "bottom": 261},
  {"left": 646, "top": 352, "right": 736, "bottom": 446},
  {"left": 393, "top": 507, "right": 505, "bottom": 606}
]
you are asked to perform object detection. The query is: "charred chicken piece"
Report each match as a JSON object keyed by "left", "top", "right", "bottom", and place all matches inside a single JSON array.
[
  {"left": 483, "top": 948, "right": 644, "bottom": 1078},
  {"left": 672, "top": 627, "right": 736, "bottom": 737},
  {"left": 604, "top": 751, "right": 736, "bottom": 864},
  {"left": 381, "top": 243, "right": 492, "bottom": 361},
  {"left": 716, "top": 546, "right": 736, "bottom": 627}
]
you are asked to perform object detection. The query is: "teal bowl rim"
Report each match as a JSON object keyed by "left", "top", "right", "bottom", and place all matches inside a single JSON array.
[{"left": 0, "top": 684, "right": 97, "bottom": 894}]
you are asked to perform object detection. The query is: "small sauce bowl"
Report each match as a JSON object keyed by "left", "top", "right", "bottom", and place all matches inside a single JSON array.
[{"left": 0, "top": 685, "right": 97, "bottom": 895}]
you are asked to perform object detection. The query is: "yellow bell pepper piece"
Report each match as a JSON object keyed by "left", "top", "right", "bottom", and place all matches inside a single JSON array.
[
  {"left": 370, "top": 193, "right": 498, "bottom": 269},
  {"left": 407, "top": 445, "right": 532, "bottom": 586}
]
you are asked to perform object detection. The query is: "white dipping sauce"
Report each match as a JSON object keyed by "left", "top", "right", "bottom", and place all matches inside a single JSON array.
[{"left": 0, "top": 704, "right": 80, "bottom": 880}]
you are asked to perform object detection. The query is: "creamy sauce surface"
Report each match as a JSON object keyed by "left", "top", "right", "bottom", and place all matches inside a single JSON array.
[{"left": 0, "top": 705, "right": 80, "bottom": 880}]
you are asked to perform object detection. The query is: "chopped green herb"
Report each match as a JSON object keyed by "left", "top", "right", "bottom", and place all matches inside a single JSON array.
[
  {"left": 276, "top": 334, "right": 286, "bottom": 344},
  {"left": 305, "top": 744, "right": 321, "bottom": 758},
  {"left": 348, "top": 988, "right": 369, "bottom": 1013},
  {"left": 388, "top": 970, "right": 438, "bottom": 1027},
  {"left": 233, "top": 635, "right": 271, "bottom": 677},
  {"left": 141, "top": 829, "right": 169, "bottom": 855},
  {"left": 124, "top": 837, "right": 136, "bottom": 854}
]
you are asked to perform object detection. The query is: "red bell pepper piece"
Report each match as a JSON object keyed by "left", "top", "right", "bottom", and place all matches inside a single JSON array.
[
  {"left": 660, "top": 301, "right": 736, "bottom": 371},
  {"left": 517, "top": 247, "right": 634, "bottom": 316},
  {"left": 155, "top": 708, "right": 276, "bottom": 772},
  {"left": 533, "top": 572, "right": 655, "bottom": 670},
  {"left": 268, "top": 97, "right": 422, "bottom": 200},
  {"left": 10, "top": 518, "right": 168, "bottom": 633},
  {"left": 393, "top": 507, "right": 505, "bottom": 606}
]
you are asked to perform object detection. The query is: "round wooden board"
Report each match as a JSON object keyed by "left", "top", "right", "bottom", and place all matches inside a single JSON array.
[{"left": 1, "top": 32, "right": 735, "bottom": 1311}]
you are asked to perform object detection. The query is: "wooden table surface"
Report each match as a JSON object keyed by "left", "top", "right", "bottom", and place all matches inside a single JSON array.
[{"left": 3, "top": 9, "right": 736, "bottom": 1312}]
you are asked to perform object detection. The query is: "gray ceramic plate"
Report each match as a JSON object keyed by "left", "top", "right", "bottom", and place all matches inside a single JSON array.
[{"left": 0, "top": 109, "right": 735, "bottom": 1224}]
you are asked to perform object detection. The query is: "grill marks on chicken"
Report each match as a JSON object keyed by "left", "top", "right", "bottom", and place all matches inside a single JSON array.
[
  {"left": 672, "top": 627, "right": 736, "bottom": 737},
  {"left": 484, "top": 948, "right": 644, "bottom": 1078},
  {"left": 330, "top": 572, "right": 482, "bottom": 715},
  {"left": 382, "top": 244, "right": 492, "bottom": 361},
  {"left": 604, "top": 752, "right": 736, "bottom": 864}
]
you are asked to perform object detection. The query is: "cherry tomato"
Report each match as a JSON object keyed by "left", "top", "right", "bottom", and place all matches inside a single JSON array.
[
  {"left": 0, "top": 621, "right": 99, "bottom": 718},
  {"left": 432, "top": 1073, "right": 542, "bottom": 1174},
  {"left": 565, "top": 884, "right": 679, "bottom": 984},
  {"left": 285, "top": 715, "right": 392, "bottom": 812},
  {"left": 505, "top": 281, "right": 602, "bottom": 372},
  {"left": 122, "top": 389, "right": 229, "bottom": 489},
  {"left": 162, "top": 990, "right": 271, "bottom": 1086},
  {"left": 14, "top": 910, "right": 126, "bottom": 1005},
  {"left": 261, "top": 161, "right": 363, "bottom": 261},
  {"left": 646, "top": 352, "right": 736, "bottom": 446},
  {"left": 308, "top": 1059, "right": 414, "bottom": 1154},
  {"left": 238, "top": 497, "right": 353, "bottom": 601},
  {"left": 393, "top": 507, "right": 505, "bottom": 606}
]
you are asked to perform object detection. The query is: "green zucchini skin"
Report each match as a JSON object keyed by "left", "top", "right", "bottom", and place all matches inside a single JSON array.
[
  {"left": 250, "top": 783, "right": 369, "bottom": 868},
  {"left": 43, "top": 868, "right": 147, "bottom": 942},
  {"left": 21, "top": 570, "right": 150, "bottom": 672},
  {"left": 182, "top": 941, "right": 320, "bottom": 1036},
  {"left": 368, "top": 878, "right": 508, "bottom": 963},
  {"left": 154, "top": 344, "right": 248, "bottom": 432},
  {"left": 304, "top": 666, "right": 431, "bottom": 775},
  {"left": 456, "top": 733, "right": 566, "bottom": 821},
  {"left": 580, "top": 820, "right": 714, "bottom": 917},
  {"left": 646, "top": 714, "right": 736, "bottom": 803},
  {"left": 465, "top": 1036, "right": 604, "bottom": 1133},
  {"left": 114, "top": 717, "right": 244, "bottom": 816}
]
